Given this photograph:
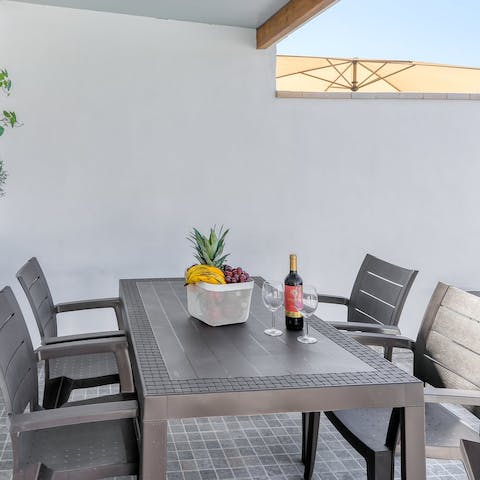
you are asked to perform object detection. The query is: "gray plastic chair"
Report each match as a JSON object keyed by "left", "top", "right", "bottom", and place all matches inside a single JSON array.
[
  {"left": 17, "top": 257, "right": 129, "bottom": 408},
  {"left": 461, "top": 439, "right": 480, "bottom": 480},
  {"left": 0, "top": 286, "right": 139, "bottom": 480},
  {"left": 303, "top": 282, "right": 480, "bottom": 480},
  {"left": 0, "top": 285, "right": 134, "bottom": 408},
  {"left": 319, "top": 254, "right": 418, "bottom": 338},
  {"left": 301, "top": 255, "right": 418, "bottom": 478}
]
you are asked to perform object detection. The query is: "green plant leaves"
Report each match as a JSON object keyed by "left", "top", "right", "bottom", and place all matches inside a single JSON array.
[
  {"left": 1, "top": 68, "right": 20, "bottom": 134},
  {"left": 0, "top": 67, "right": 20, "bottom": 197},
  {"left": 3, "top": 111, "right": 17, "bottom": 127},
  {"left": 1, "top": 110, "right": 20, "bottom": 129},
  {"left": 0, "top": 70, "right": 12, "bottom": 95}
]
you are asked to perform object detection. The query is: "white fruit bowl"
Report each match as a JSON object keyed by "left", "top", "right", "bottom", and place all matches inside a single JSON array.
[{"left": 187, "top": 280, "right": 254, "bottom": 326}]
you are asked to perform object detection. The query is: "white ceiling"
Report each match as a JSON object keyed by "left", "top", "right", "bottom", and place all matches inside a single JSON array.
[{"left": 12, "top": 0, "right": 291, "bottom": 28}]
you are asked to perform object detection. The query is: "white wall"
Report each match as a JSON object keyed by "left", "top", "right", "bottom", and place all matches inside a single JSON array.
[{"left": 1, "top": 2, "right": 480, "bottom": 344}]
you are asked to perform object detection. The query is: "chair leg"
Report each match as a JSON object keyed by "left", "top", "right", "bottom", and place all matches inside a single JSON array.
[
  {"left": 384, "top": 347, "right": 393, "bottom": 361},
  {"left": 301, "top": 412, "right": 308, "bottom": 464},
  {"left": 304, "top": 412, "right": 320, "bottom": 480},
  {"left": 43, "top": 377, "right": 74, "bottom": 409},
  {"left": 366, "top": 452, "right": 394, "bottom": 480}
]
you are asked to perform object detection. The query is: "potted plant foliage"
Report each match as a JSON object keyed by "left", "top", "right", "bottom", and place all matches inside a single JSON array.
[{"left": 0, "top": 68, "right": 21, "bottom": 196}]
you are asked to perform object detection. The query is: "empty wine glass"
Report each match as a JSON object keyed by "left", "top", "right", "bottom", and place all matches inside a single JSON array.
[
  {"left": 262, "top": 281, "right": 284, "bottom": 337},
  {"left": 295, "top": 285, "right": 318, "bottom": 344}
]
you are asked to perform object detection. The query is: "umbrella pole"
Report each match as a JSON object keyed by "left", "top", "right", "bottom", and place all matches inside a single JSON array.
[{"left": 352, "top": 59, "right": 358, "bottom": 91}]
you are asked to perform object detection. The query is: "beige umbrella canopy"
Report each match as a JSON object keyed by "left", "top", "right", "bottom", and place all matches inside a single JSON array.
[{"left": 277, "top": 55, "right": 480, "bottom": 93}]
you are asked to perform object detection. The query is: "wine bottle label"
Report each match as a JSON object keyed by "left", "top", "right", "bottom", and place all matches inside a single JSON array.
[{"left": 285, "top": 285, "right": 303, "bottom": 318}]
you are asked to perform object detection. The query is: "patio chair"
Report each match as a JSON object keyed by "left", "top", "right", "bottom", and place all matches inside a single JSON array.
[
  {"left": 0, "top": 286, "right": 139, "bottom": 480},
  {"left": 319, "top": 254, "right": 418, "bottom": 340},
  {"left": 17, "top": 257, "right": 124, "bottom": 344},
  {"left": 1, "top": 284, "right": 134, "bottom": 409},
  {"left": 303, "top": 282, "right": 480, "bottom": 480},
  {"left": 17, "top": 257, "right": 128, "bottom": 408},
  {"left": 461, "top": 439, "right": 480, "bottom": 480}
]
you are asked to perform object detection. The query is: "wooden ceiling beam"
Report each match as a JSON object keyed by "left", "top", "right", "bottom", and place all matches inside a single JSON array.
[{"left": 257, "top": 0, "right": 339, "bottom": 49}]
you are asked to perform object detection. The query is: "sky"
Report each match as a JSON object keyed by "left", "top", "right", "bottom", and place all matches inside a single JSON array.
[{"left": 277, "top": 0, "right": 480, "bottom": 67}]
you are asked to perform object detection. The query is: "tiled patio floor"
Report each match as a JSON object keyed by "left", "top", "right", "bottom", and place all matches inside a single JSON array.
[{"left": 0, "top": 352, "right": 474, "bottom": 479}]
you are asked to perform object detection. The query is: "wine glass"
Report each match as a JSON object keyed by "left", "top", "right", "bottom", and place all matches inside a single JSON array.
[
  {"left": 262, "top": 281, "right": 284, "bottom": 337},
  {"left": 295, "top": 285, "right": 318, "bottom": 344}
]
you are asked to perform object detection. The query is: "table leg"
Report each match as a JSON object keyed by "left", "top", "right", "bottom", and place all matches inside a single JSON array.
[
  {"left": 304, "top": 412, "right": 321, "bottom": 480},
  {"left": 401, "top": 405, "right": 426, "bottom": 480},
  {"left": 140, "top": 420, "right": 168, "bottom": 480},
  {"left": 301, "top": 412, "right": 307, "bottom": 463}
]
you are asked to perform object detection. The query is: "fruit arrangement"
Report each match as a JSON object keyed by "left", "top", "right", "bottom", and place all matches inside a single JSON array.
[
  {"left": 185, "top": 226, "right": 254, "bottom": 326},
  {"left": 185, "top": 226, "right": 250, "bottom": 285}
]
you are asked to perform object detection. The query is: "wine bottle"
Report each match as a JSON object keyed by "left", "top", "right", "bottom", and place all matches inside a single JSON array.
[{"left": 285, "top": 253, "right": 304, "bottom": 331}]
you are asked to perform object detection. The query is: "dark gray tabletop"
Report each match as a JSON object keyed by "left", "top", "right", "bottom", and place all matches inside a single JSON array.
[{"left": 120, "top": 278, "right": 419, "bottom": 397}]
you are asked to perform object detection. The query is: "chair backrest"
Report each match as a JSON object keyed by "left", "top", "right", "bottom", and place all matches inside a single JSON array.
[
  {"left": 17, "top": 257, "right": 57, "bottom": 341},
  {"left": 415, "top": 282, "right": 480, "bottom": 418},
  {"left": 347, "top": 254, "right": 418, "bottom": 327},
  {"left": 0, "top": 287, "right": 38, "bottom": 415}
]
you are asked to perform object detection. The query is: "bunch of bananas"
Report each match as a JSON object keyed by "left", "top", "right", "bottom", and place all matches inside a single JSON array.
[{"left": 185, "top": 265, "right": 226, "bottom": 285}]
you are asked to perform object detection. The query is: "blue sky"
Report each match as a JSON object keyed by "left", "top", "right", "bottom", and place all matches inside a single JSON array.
[{"left": 277, "top": 0, "right": 480, "bottom": 67}]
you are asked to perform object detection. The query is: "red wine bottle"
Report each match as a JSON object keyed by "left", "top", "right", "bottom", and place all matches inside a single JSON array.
[{"left": 285, "top": 254, "right": 304, "bottom": 331}]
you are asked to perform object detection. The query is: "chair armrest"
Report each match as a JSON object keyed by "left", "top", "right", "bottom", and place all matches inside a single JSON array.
[
  {"left": 35, "top": 337, "right": 128, "bottom": 360},
  {"left": 317, "top": 294, "right": 349, "bottom": 306},
  {"left": 10, "top": 400, "right": 138, "bottom": 433},
  {"left": 55, "top": 297, "right": 120, "bottom": 313},
  {"left": 424, "top": 387, "right": 480, "bottom": 406},
  {"left": 329, "top": 321, "right": 401, "bottom": 335},
  {"left": 55, "top": 297, "right": 123, "bottom": 329},
  {"left": 36, "top": 337, "right": 134, "bottom": 393},
  {"left": 44, "top": 330, "right": 125, "bottom": 345},
  {"left": 348, "top": 332, "right": 416, "bottom": 351}
]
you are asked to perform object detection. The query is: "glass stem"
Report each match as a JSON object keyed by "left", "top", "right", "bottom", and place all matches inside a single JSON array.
[
  {"left": 271, "top": 311, "right": 275, "bottom": 329},
  {"left": 305, "top": 317, "right": 309, "bottom": 337}
]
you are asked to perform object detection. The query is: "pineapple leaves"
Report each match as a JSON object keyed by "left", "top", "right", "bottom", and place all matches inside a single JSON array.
[
  {"left": 215, "top": 254, "right": 229, "bottom": 266},
  {"left": 213, "top": 227, "right": 229, "bottom": 259},
  {"left": 209, "top": 228, "right": 217, "bottom": 248},
  {"left": 187, "top": 225, "right": 230, "bottom": 268}
]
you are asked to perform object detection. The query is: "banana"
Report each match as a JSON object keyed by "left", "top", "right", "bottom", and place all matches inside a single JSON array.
[
  {"left": 186, "top": 272, "right": 225, "bottom": 285},
  {"left": 185, "top": 264, "right": 226, "bottom": 285},
  {"left": 190, "top": 271, "right": 225, "bottom": 284},
  {"left": 186, "top": 265, "right": 221, "bottom": 277},
  {"left": 189, "top": 265, "right": 224, "bottom": 276},
  {"left": 195, "top": 274, "right": 224, "bottom": 284},
  {"left": 186, "top": 265, "right": 223, "bottom": 280}
]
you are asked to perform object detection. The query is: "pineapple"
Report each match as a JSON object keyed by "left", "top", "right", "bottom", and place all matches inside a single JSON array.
[{"left": 188, "top": 226, "right": 230, "bottom": 268}]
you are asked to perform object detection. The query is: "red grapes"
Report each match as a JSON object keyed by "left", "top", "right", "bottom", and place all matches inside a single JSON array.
[{"left": 222, "top": 265, "right": 250, "bottom": 284}]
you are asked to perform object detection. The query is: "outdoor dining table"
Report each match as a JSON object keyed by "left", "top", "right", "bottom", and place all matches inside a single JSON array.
[{"left": 119, "top": 277, "right": 426, "bottom": 479}]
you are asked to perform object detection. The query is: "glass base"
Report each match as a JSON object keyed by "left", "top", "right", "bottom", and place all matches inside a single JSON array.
[
  {"left": 297, "top": 335, "right": 318, "bottom": 344},
  {"left": 264, "top": 328, "right": 283, "bottom": 337}
]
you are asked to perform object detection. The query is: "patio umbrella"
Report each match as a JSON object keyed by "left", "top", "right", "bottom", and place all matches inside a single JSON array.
[{"left": 276, "top": 55, "right": 480, "bottom": 93}]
